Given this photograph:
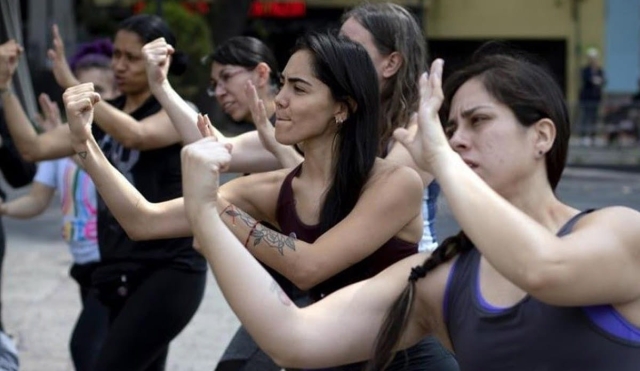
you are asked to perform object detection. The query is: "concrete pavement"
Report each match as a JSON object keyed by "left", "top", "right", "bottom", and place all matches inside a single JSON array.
[
  {"left": 3, "top": 188, "right": 240, "bottom": 371},
  {"left": 3, "top": 166, "right": 640, "bottom": 370}
]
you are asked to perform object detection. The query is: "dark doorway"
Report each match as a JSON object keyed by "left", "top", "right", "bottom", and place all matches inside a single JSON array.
[{"left": 428, "top": 39, "right": 568, "bottom": 96}]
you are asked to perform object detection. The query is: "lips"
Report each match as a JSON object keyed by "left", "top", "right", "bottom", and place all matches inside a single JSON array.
[
  {"left": 462, "top": 159, "right": 478, "bottom": 168},
  {"left": 221, "top": 102, "right": 234, "bottom": 113}
]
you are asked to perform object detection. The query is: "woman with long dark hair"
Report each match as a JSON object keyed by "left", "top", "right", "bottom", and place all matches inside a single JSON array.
[
  {"left": 62, "top": 32, "right": 441, "bottom": 370},
  {"left": 172, "top": 53, "right": 640, "bottom": 370}
]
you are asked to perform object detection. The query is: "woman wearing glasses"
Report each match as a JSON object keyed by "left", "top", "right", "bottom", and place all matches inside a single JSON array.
[{"left": 143, "top": 36, "right": 290, "bottom": 173}]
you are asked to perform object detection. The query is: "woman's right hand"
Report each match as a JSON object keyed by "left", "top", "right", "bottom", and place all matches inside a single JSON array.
[
  {"left": 181, "top": 136, "right": 232, "bottom": 222},
  {"left": 0, "top": 40, "right": 23, "bottom": 89},
  {"left": 62, "top": 83, "right": 101, "bottom": 147},
  {"left": 48, "top": 24, "right": 80, "bottom": 89},
  {"left": 34, "top": 93, "right": 62, "bottom": 132},
  {"left": 142, "top": 37, "right": 174, "bottom": 90}
]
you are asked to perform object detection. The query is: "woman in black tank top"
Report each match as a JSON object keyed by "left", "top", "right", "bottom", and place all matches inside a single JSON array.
[
  {"left": 1, "top": 14, "right": 207, "bottom": 370},
  {"left": 180, "top": 48, "right": 640, "bottom": 370}
]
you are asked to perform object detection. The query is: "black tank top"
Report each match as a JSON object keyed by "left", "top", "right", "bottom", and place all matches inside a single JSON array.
[
  {"left": 276, "top": 165, "right": 418, "bottom": 301},
  {"left": 445, "top": 210, "right": 640, "bottom": 371},
  {"left": 91, "top": 95, "right": 205, "bottom": 272}
]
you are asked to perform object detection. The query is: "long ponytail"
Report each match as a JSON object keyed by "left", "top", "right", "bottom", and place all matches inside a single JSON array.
[{"left": 365, "top": 231, "right": 473, "bottom": 370}]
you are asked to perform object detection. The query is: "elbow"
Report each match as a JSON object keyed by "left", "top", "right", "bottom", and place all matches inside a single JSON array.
[
  {"left": 261, "top": 336, "right": 307, "bottom": 368},
  {"left": 269, "top": 353, "right": 303, "bottom": 369},
  {"left": 124, "top": 224, "right": 147, "bottom": 242},
  {"left": 289, "top": 264, "right": 324, "bottom": 291},
  {"left": 520, "top": 255, "right": 562, "bottom": 298},
  {"left": 19, "top": 147, "right": 40, "bottom": 163}
]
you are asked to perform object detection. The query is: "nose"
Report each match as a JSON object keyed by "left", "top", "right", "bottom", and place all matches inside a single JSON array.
[
  {"left": 112, "top": 56, "right": 125, "bottom": 72},
  {"left": 275, "top": 88, "right": 287, "bottom": 109},
  {"left": 214, "top": 83, "right": 226, "bottom": 98}
]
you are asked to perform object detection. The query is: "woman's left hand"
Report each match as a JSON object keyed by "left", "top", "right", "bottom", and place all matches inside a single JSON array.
[
  {"left": 62, "top": 83, "right": 101, "bottom": 147},
  {"left": 48, "top": 24, "right": 80, "bottom": 89}
]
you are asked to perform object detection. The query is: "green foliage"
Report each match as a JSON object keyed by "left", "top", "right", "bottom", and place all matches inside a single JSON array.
[{"left": 143, "top": 1, "right": 213, "bottom": 100}]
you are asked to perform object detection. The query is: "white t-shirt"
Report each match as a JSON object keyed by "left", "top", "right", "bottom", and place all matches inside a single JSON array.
[{"left": 34, "top": 158, "right": 100, "bottom": 264}]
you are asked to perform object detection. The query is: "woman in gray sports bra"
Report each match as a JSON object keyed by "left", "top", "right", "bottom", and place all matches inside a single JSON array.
[{"left": 176, "top": 48, "right": 640, "bottom": 370}]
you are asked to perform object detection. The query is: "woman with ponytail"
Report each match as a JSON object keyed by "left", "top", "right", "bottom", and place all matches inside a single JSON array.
[
  {"left": 62, "top": 32, "right": 448, "bottom": 370},
  {"left": 180, "top": 51, "right": 640, "bottom": 370},
  {"left": 69, "top": 44, "right": 640, "bottom": 370},
  {"left": 1, "top": 14, "right": 206, "bottom": 370}
]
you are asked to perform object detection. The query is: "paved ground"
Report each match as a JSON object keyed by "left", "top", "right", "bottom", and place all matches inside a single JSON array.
[{"left": 3, "top": 166, "right": 640, "bottom": 370}]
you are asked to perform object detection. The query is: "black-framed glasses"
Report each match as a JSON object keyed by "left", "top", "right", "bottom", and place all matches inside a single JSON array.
[{"left": 206, "top": 68, "right": 252, "bottom": 97}]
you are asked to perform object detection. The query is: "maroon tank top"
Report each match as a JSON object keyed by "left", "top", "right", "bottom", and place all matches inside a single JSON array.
[{"left": 276, "top": 165, "right": 418, "bottom": 301}]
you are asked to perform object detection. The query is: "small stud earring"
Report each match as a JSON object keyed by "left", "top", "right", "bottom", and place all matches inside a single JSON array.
[{"left": 335, "top": 117, "right": 343, "bottom": 124}]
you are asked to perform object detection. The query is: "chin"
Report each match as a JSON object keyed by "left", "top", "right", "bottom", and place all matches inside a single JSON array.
[{"left": 274, "top": 132, "right": 297, "bottom": 146}]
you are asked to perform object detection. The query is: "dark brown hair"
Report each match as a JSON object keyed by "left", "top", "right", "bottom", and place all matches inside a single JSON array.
[
  {"left": 366, "top": 50, "right": 571, "bottom": 370},
  {"left": 342, "top": 3, "right": 426, "bottom": 156}
]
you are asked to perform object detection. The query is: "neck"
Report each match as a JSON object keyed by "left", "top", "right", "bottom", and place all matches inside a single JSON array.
[
  {"left": 298, "top": 136, "right": 336, "bottom": 187},
  {"left": 501, "top": 171, "right": 576, "bottom": 233},
  {"left": 123, "top": 89, "right": 152, "bottom": 113}
]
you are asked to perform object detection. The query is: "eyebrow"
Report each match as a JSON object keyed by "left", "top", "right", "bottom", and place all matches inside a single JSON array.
[
  {"left": 283, "top": 75, "right": 312, "bottom": 86},
  {"left": 446, "top": 105, "right": 492, "bottom": 126}
]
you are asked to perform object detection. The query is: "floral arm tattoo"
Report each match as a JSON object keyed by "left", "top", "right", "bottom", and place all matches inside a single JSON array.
[{"left": 221, "top": 204, "right": 296, "bottom": 256}]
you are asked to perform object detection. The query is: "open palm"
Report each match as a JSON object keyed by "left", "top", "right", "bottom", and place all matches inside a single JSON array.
[{"left": 393, "top": 59, "right": 453, "bottom": 174}]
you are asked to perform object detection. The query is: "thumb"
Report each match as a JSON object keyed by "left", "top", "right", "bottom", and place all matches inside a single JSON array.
[
  {"left": 90, "top": 92, "right": 101, "bottom": 105},
  {"left": 47, "top": 49, "right": 57, "bottom": 61},
  {"left": 393, "top": 128, "right": 412, "bottom": 148}
]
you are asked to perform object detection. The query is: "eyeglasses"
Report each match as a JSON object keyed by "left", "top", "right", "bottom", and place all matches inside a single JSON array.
[{"left": 207, "top": 68, "right": 252, "bottom": 97}]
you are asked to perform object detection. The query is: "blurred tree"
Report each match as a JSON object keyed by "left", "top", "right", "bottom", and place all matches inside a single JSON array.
[
  {"left": 208, "top": 0, "right": 253, "bottom": 45},
  {"left": 143, "top": 1, "right": 213, "bottom": 101}
]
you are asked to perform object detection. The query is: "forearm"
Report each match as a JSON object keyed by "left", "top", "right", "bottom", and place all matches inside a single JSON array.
[
  {"left": 226, "top": 131, "right": 288, "bottom": 173},
  {"left": 434, "top": 153, "right": 559, "bottom": 285},
  {"left": 191, "top": 206, "right": 303, "bottom": 362},
  {"left": 92, "top": 101, "right": 144, "bottom": 148},
  {"left": 3, "top": 196, "right": 47, "bottom": 219},
  {"left": 1, "top": 90, "right": 40, "bottom": 160},
  {"left": 218, "top": 200, "right": 323, "bottom": 289},
  {"left": 152, "top": 81, "right": 207, "bottom": 144},
  {"left": 72, "top": 138, "right": 151, "bottom": 239}
]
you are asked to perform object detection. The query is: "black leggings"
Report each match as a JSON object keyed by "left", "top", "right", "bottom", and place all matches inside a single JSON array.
[
  {"left": 94, "top": 267, "right": 206, "bottom": 371},
  {"left": 68, "top": 262, "right": 110, "bottom": 371},
  {"left": 69, "top": 284, "right": 109, "bottom": 371}
]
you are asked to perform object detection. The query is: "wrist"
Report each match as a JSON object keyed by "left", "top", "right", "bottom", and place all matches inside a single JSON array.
[
  {"left": 71, "top": 137, "right": 96, "bottom": 159},
  {"left": 0, "top": 85, "right": 12, "bottom": 96},
  {"left": 430, "top": 150, "right": 463, "bottom": 179}
]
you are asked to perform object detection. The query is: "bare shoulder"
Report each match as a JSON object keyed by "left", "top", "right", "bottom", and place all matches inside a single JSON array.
[
  {"left": 575, "top": 206, "right": 640, "bottom": 245},
  {"left": 364, "top": 158, "right": 423, "bottom": 194}
]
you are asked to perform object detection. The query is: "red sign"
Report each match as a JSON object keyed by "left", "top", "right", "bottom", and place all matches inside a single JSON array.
[{"left": 249, "top": 1, "right": 307, "bottom": 18}]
